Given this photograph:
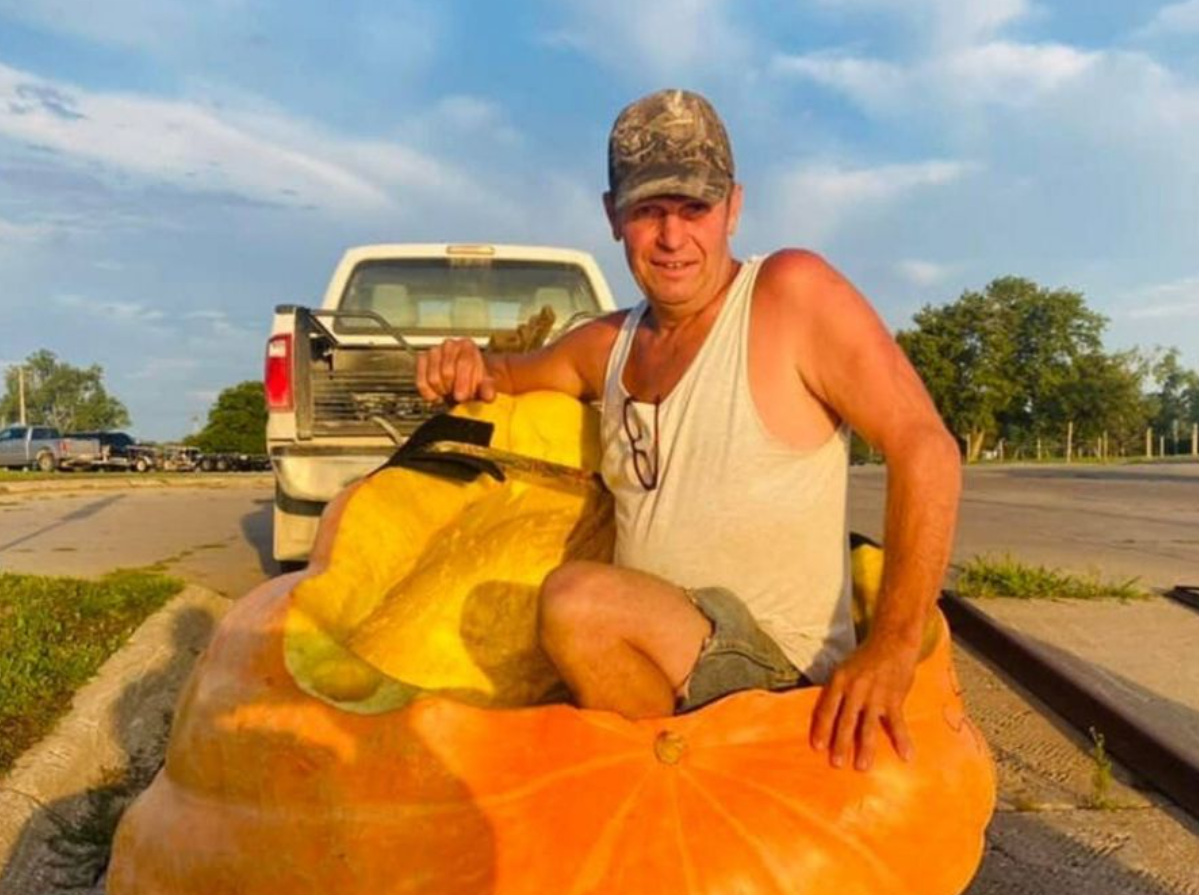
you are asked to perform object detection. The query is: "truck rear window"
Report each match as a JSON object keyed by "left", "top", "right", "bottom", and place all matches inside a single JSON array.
[{"left": 335, "top": 258, "right": 600, "bottom": 334}]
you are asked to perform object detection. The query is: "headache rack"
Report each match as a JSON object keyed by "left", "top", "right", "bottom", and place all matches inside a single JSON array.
[{"left": 293, "top": 307, "right": 439, "bottom": 440}]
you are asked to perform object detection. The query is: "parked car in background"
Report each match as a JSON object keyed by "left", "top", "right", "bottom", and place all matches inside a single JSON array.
[
  {"left": 69, "top": 430, "right": 158, "bottom": 472},
  {"left": 196, "top": 451, "right": 271, "bottom": 472},
  {"left": 158, "top": 444, "right": 201, "bottom": 472},
  {"left": 0, "top": 425, "right": 101, "bottom": 471}
]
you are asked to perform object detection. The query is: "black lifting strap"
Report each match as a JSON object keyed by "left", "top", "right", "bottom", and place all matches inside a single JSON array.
[{"left": 376, "top": 414, "right": 505, "bottom": 483}]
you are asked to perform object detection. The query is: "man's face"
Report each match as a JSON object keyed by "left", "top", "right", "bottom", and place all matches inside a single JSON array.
[{"left": 605, "top": 186, "right": 743, "bottom": 309}]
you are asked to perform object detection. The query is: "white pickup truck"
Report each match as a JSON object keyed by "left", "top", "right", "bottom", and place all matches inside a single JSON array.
[{"left": 265, "top": 243, "right": 618, "bottom": 567}]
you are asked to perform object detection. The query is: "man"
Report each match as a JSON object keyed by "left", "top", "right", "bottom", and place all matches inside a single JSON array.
[{"left": 416, "top": 89, "right": 961, "bottom": 772}]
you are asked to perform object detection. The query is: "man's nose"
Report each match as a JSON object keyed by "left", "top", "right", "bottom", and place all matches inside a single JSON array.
[{"left": 657, "top": 212, "right": 686, "bottom": 249}]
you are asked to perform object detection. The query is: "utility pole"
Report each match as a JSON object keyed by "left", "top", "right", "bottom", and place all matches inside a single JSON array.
[{"left": 17, "top": 365, "right": 26, "bottom": 425}]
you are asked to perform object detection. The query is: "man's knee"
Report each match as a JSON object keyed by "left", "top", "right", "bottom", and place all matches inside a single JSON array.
[{"left": 539, "top": 560, "right": 612, "bottom": 642}]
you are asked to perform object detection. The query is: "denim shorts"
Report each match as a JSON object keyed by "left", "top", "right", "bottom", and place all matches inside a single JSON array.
[{"left": 676, "top": 586, "right": 808, "bottom": 713}]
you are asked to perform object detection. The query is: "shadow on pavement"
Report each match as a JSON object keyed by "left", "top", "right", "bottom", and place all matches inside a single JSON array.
[
  {"left": 968, "top": 807, "right": 1199, "bottom": 894},
  {"left": 240, "top": 496, "right": 275, "bottom": 578},
  {"left": 0, "top": 495, "right": 126, "bottom": 554}
]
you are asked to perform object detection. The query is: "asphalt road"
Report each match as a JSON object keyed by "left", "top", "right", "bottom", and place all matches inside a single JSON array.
[
  {"left": 850, "top": 462, "right": 1199, "bottom": 592},
  {"left": 1, "top": 461, "right": 1196, "bottom": 595},
  {"left": 0, "top": 481, "right": 275, "bottom": 596}
]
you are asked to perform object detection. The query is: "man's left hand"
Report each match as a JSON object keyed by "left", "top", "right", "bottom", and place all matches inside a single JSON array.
[{"left": 809, "top": 637, "right": 919, "bottom": 771}]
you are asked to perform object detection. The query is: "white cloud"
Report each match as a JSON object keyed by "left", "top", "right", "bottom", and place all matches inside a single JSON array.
[
  {"left": 775, "top": 40, "right": 1096, "bottom": 113},
  {"left": 782, "top": 159, "right": 971, "bottom": 203},
  {"left": 53, "top": 294, "right": 165, "bottom": 325},
  {"left": 433, "top": 96, "right": 515, "bottom": 135},
  {"left": 762, "top": 159, "right": 975, "bottom": 245},
  {"left": 402, "top": 95, "right": 524, "bottom": 150},
  {"left": 0, "top": 216, "right": 53, "bottom": 246},
  {"left": 771, "top": 53, "right": 907, "bottom": 112},
  {"left": 181, "top": 309, "right": 261, "bottom": 342},
  {"left": 811, "top": 0, "right": 1034, "bottom": 46},
  {"left": 1125, "top": 275, "right": 1199, "bottom": 319},
  {"left": 0, "top": 0, "right": 249, "bottom": 53},
  {"left": 896, "top": 259, "right": 955, "bottom": 287},
  {"left": 542, "top": 0, "right": 753, "bottom": 81},
  {"left": 941, "top": 41, "right": 1097, "bottom": 105},
  {"left": 129, "top": 357, "right": 200, "bottom": 380},
  {"left": 0, "top": 1, "right": 441, "bottom": 79},
  {"left": 0, "top": 63, "right": 514, "bottom": 220},
  {"left": 1136, "top": 1, "right": 1199, "bottom": 38}
]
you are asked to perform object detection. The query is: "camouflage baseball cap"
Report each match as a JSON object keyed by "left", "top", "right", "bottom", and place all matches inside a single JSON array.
[{"left": 607, "top": 89, "right": 735, "bottom": 213}]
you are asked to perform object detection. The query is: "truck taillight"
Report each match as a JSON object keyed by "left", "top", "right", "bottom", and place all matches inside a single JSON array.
[{"left": 264, "top": 334, "right": 293, "bottom": 411}]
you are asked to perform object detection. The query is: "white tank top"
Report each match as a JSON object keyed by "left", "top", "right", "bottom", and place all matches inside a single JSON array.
[{"left": 600, "top": 256, "right": 856, "bottom": 682}]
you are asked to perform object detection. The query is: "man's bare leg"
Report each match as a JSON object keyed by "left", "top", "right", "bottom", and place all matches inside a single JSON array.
[{"left": 538, "top": 560, "right": 713, "bottom": 719}]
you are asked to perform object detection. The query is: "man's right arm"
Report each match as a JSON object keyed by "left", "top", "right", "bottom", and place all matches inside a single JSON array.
[{"left": 415, "top": 312, "right": 626, "bottom": 404}]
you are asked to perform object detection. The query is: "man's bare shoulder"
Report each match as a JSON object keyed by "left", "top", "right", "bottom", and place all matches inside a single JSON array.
[
  {"left": 753, "top": 249, "right": 867, "bottom": 332},
  {"left": 757, "top": 250, "right": 850, "bottom": 303}
]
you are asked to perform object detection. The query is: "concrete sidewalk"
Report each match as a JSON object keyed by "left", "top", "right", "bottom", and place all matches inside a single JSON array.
[{"left": 955, "top": 593, "right": 1199, "bottom": 811}]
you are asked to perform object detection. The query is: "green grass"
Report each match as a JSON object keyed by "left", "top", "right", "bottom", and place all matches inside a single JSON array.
[
  {"left": 955, "top": 554, "right": 1148, "bottom": 601},
  {"left": 0, "top": 569, "right": 184, "bottom": 775},
  {"left": 1086, "top": 727, "right": 1116, "bottom": 810}
]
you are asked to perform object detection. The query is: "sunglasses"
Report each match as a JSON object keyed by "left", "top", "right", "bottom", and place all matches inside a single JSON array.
[{"left": 621, "top": 394, "right": 661, "bottom": 490}]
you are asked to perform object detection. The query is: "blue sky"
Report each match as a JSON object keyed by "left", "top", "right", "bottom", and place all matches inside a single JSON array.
[{"left": 1, "top": 0, "right": 1197, "bottom": 440}]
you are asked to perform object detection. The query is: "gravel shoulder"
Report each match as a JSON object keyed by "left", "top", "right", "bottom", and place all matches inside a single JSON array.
[{"left": 958, "top": 643, "right": 1199, "bottom": 894}]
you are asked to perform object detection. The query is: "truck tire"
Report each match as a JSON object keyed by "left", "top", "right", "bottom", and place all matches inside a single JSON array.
[
  {"left": 35, "top": 452, "right": 55, "bottom": 473},
  {"left": 216, "top": 457, "right": 230, "bottom": 472},
  {"left": 134, "top": 457, "right": 150, "bottom": 473},
  {"left": 200, "top": 457, "right": 215, "bottom": 472}
]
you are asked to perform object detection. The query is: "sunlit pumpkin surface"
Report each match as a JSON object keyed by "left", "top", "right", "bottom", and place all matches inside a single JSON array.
[{"left": 109, "top": 392, "right": 996, "bottom": 895}]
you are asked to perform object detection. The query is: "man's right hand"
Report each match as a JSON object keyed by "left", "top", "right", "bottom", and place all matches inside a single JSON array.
[{"left": 416, "top": 338, "right": 498, "bottom": 404}]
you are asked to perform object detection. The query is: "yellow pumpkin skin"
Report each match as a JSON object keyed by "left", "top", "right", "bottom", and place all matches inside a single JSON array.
[
  {"left": 108, "top": 392, "right": 996, "bottom": 895},
  {"left": 284, "top": 392, "right": 613, "bottom": 711}
]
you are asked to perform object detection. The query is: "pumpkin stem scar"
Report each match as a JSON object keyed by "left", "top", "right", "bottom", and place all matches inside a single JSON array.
[{"left": 654, "top": 730, "right": 688, "bottom": 765}]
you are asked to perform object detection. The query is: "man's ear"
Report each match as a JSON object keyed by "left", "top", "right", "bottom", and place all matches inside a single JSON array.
[
  {"left": 602, "top": 192, "right": 622, "bottom": 241},
  {"left": 726, "top": 184, "right": 744, "bottom": 237}
]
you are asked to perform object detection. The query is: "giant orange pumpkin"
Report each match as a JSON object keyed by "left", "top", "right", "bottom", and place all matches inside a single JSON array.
[{"left": 109, "top": 393, "right": 995, "bottom": 895}]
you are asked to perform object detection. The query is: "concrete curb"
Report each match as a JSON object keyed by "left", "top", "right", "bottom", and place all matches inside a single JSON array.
[
  {"left": 0, "top": 584, "right": 231, "bottom": 894},
  {"left": 0, "top": 474, "right": 273, "bottom": 496},
  {"left": 943, "top": 592, "right": 1199, "bottom": 820}
]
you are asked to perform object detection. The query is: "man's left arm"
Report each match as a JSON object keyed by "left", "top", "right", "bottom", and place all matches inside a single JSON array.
[{"left": 764, "top": 251, "right": 962, "bottom": 771}]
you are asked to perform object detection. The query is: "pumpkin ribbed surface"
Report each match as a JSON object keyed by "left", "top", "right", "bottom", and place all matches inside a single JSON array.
[{"left": 108, "top": 392, "right": 996, "bottom": 895}]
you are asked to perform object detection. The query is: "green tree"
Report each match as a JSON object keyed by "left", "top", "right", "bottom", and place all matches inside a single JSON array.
[
  {"left": 898, "top": 277, "right": 1151, "bottom": 461},
  {"left": 1146, "top": 347, "right": 1199, "bottom": 453},
  {"left": 1052, "top": 350, "right": 1151, "bottom": 454},
  {"left": 993, "top": 277, "right": 1106, "bottom": 445},
  {"left": 0, "top": 349, "right": 130, "bottom": 431},
  {"left": 897, "top": 285, "right": 1017, "bottom": 460},
  {"left": 190, "top": 381, "right": 267, "bottom": 454}
]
